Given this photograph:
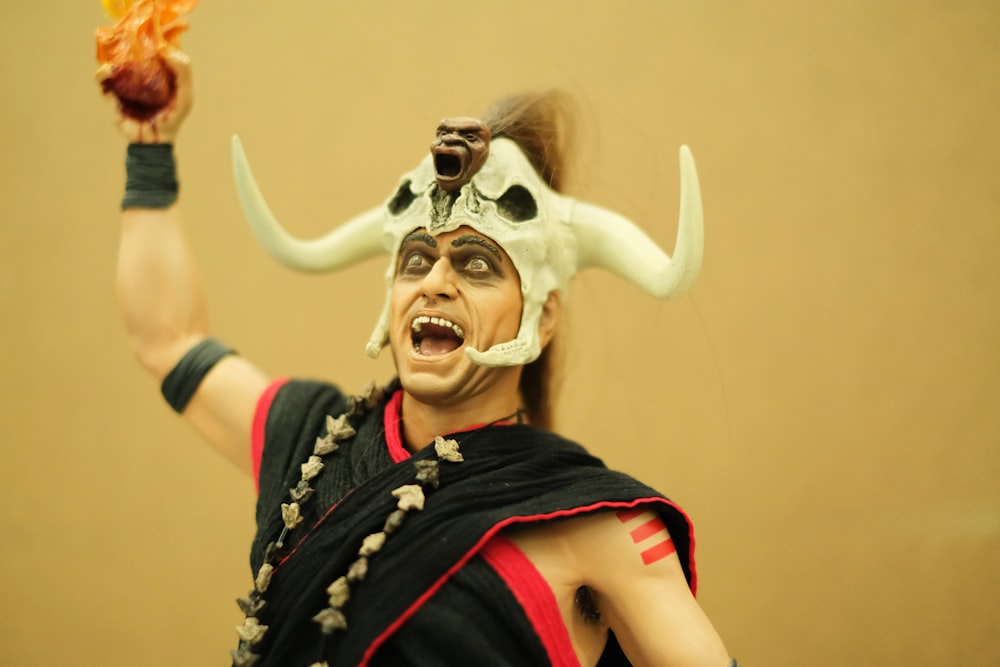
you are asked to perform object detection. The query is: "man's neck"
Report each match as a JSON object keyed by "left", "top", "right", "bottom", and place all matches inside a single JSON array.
[{"left": 399, "top": 391, "right": 522, "bottom": 451}]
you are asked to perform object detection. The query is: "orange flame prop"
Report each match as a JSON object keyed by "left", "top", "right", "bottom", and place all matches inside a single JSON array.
[{"left": 95, "top": 0, "right": 197, "bottom": 121}]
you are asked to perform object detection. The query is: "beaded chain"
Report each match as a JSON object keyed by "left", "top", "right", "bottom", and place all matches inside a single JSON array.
[{"left": 229, "top": 382, "right": 470, "bottom": 667}]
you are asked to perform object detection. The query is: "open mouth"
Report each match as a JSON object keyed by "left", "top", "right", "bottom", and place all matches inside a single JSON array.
[
  {"left": 434, "top": 152, "right": 463, "bottom": 179},
  {"left": 411, "top": 316, "right": 466, "bottom": 356}
]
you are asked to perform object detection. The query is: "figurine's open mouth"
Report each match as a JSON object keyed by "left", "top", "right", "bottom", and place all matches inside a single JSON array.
[
  {"left": 411, "top": 316, "right": 465, "bottom": 356},
  {"left": 434, "top": 150, "right": 464, "bottom": 179}
]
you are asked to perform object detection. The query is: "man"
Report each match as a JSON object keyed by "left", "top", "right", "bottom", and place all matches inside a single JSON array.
[{"left": 100, "top": 45, "right": 736, "bottom": 666}]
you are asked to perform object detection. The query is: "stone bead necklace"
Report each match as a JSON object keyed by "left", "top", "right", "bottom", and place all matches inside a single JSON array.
[{"left": 229, "top": 382, "right": 509, "bottom": 667}]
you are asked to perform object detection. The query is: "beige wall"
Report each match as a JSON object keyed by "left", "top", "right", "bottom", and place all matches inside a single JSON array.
[{"left": 2, "top": 1, "right": 997, "bottom": 664}]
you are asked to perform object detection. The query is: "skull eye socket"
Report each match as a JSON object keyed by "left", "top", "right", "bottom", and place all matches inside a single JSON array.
[
  {"left": 388, "top": 180, "right": 417, "bottom": 215},
  {"left": 496, "top": 185, "right": 537, "bottom": 223}
]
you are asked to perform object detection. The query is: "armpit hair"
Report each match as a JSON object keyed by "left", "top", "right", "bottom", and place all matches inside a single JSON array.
[{"left": 575, "top": 585, "right": 602, "bottom": 625}]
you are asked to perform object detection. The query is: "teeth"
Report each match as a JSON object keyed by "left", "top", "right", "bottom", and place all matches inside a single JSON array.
[{"left": 411, "top": 315, "right": 465, "bottom": 339}]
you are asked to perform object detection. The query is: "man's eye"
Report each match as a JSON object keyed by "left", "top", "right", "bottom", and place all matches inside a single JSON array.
[
  {"left": 464, "top": 256, "right": 491, "bottom": 273},
  {"left": 401, "top": 253, "right": 431, "bottom": 274}
]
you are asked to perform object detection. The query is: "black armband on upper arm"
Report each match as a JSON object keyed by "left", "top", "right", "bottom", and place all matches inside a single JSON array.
[{"left": 161, "top": 338, "right": 235, "bottom": 413}]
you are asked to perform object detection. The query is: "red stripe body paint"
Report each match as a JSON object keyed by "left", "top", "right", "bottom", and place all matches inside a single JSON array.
[
  {"left": 615, "top": 507, "right": 646, "bottom": 523},
  {"left": 641, "top": 539, "right": 677, "bottom": 564},
  {"left": 616, "top": 508, "right": 676, "bottom": 566},
  {"left": 629, "top": 517, "right": 665, "bottom": 542}
]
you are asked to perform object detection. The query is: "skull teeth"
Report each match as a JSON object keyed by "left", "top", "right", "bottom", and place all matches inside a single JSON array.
[{"left": 411, "top": 316, "right": 465, "bottom": 339}]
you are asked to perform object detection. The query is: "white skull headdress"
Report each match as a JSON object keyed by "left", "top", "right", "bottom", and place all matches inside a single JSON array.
[{"left": 231, "top": 123, "right": 703, "bottom": 367}]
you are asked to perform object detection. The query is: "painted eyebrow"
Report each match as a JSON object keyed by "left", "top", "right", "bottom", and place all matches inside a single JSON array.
[
  {"left": 400, "top": 231, "right": 437, "bottom": 248},
  {"left": 451, "top": 235, "right": 502, "bottom": 262}
]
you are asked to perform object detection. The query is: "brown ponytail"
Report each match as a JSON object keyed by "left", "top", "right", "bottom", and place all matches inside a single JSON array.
[{"left": 481, "top": 91, "right": 575, "bottom": 430}]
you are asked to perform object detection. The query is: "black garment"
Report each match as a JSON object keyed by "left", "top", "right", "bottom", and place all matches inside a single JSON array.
[{"left": 249, "top": 380, "right": 694, "bottom": 666}]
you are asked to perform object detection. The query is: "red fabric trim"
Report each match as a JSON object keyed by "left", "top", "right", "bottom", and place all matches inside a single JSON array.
[
  {"left": 274, "top": 495, "right": 348, "bottom": 570},
  {"left": 359, "top": 496, "right": 697, "bottom": 666},
  {"left": 251, "top": 377, "right": 290, "bottom": 495},
  {"left": 480, "top": 536, "right": 581, "bottom": 667},
  {"left": 383, "top": 390, "right": 410, "bottom": 464},
  {"left": 382, "top": 389, "right": 521, "bottom": 464}
]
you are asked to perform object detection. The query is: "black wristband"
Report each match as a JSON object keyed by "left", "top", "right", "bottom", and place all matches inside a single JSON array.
[
  {"left": 122, "top": 143, "right": 179, "bottom": 210},
  {"left": 161, "top": 338, "right": 235, "bottom": 413}
]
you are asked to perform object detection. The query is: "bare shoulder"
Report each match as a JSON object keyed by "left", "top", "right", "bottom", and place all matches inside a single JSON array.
[
  {"left": 505, "top": 508, "right": 685, "bottom": 586},
  {"left": 575, "top": 508, "right": 689, "bottom": 585},
  {"left": 578, "top": 509, "right": 730, "bottom": 667},
  {"left": 510, "top": 510, "right": 730, "bottom": 667}
]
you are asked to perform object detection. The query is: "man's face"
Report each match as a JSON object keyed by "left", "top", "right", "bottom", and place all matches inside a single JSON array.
[{"left": 389, "top": 225, "right": 523, "bottom": 405}]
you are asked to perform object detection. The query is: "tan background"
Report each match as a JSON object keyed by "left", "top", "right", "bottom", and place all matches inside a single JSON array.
[{"left": 1, "top": 0, "right": 998, "bottom": 664}]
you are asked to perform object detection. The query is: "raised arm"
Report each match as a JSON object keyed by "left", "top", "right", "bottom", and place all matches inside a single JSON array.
[{"left": 99, "top": 49, "right": 269, "bottom": 474}]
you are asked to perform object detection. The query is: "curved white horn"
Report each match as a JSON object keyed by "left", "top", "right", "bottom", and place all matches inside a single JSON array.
[
  {"left": 571, "top": 145, "right": 703, "bottom": 299},
  {"left": 232, "top": 135, "right": 388, "bottom": 273}
]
